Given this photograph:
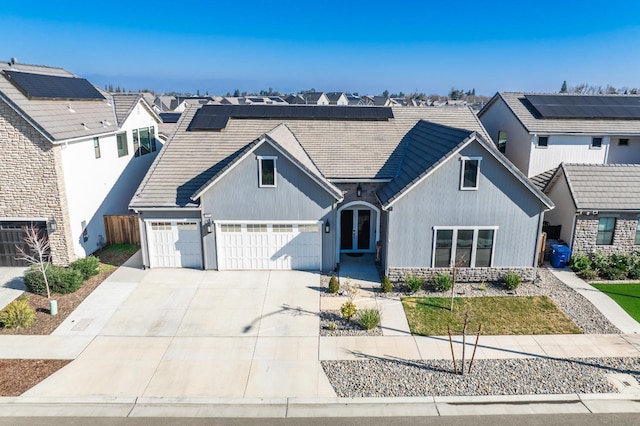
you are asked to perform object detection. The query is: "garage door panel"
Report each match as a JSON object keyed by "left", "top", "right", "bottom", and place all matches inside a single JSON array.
[
  {"left": 217, "top": 222, "right": 321, "bottom": 271},
  {"left": 147, "top": 221, "right": 202, "bottom": 269}
]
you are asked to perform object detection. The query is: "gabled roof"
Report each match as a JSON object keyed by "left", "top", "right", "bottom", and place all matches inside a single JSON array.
[
  {"left": 0, "top": 62, "right": 117, "bottom": 142},
  {"left": 112, "top": 93, "right": 162, "bottom": 127},
  {"left": 326, "top": 92, "right": 346, "bottom": 103},
  {"left": 191, "top": 124, "right": 343, "bottom": 201},
  {"left": 130, "top": 105, "right": 492, "bottom": 209},
  {"left": 377, "top": 121, "right": 554, "bottom": 209},
  {"left": 546, "top": 163, "right": 640, "bottom": 211},
  {"left": 303, "top": 92, "right": 326, "bottom": 103},
  {"left": 479, "top": 92, "right": 640, "bottom": 135},
  {"left": 530, "top": 167, "right": 558, "bottom": 191}
]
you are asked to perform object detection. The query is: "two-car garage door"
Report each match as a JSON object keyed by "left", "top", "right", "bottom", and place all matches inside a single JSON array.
[
  {"left": 146, "top": 220, "right": 322, "bottom": 270},
  {"left": 216, "top": 222, "right": 321, "bottom": 270}
]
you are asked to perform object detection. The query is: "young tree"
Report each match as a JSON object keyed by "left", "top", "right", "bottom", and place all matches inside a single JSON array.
[
  {"left": 15, "top": 225, "right": 52, "bottom": 299},
  {"left": 382, "top": 89, "right": 389, "bottom": 98},
  {"left": 233, "top": 88, "right": 240, "bottom": 97}
]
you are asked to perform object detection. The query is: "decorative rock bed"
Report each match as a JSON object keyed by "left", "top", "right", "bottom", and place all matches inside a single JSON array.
[{"left": 320, "top": 310, "right": 382, "bottom": 337}]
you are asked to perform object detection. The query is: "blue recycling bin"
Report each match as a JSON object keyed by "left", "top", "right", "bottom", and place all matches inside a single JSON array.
[{"left": 550, "top": 244, "right": 572, "bottom": 268}]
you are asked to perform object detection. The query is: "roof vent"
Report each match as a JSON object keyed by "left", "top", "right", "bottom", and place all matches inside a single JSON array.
[
  {"left": 101, "top": 120, "right": 111, "bottom": 127},
  {"left": 67, "top": 105, "right": 76, "bottom": 113},
  {"left": 81, "top": 123, "right": 89, "bottom": 130}
]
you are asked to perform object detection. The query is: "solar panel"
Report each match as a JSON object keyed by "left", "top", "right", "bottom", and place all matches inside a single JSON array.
[
  {"left": 4, "top": 70, "right": 105, "bottom": 100},
  {"left": 189, "top": 105, "right": 394, "bottom": 130},
  {"left": 525, "top": 94, "right": 640, "bottom": 119}
]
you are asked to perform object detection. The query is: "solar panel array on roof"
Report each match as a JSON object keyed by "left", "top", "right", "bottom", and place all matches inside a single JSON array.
[
  {"left": 525, "top": 94, "right": 640, "bottom": 119},
  {"left": 189, "top": 105, "right": 394, "bottom": 130},
  {"left": 4, "top": 70, "right": 105, "bottom": 100},
  {"left": 159, "top": 112, "right": 182, "bottom": 123}
]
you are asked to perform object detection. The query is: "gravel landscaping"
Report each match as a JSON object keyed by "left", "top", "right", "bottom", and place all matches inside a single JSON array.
[
  {"left": 320, "top": 310, "right": 382, "bottom": 336},
  {"left": 322, "top": 357, "right": 640, "bottom": 397}
]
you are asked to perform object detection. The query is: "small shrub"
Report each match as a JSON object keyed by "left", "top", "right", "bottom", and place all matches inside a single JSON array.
[
  {"left": 328, "top": 275, "right": 339, "bottom": 293},
  {"left": 628, "top": 265, "right": 640, "bottom": 280},
  {"left": 340, "top": 301, "right": 357, "bottom": 321},
  {"left": 609, "top": 253, "right": 631, "bottom": 273},
  {"left": 590, "top": 251, "right": 610, "bottom": 272},
  {"left": 69, "top": 256, "right": 100, "bottom": 280},
  {"left": 578, "top": 268, "right": 599, "bottom": 280},
  {"left": 358, "top": 308, "right": 381, "bottom": 330},
  {"left": 0, "top": 296, "right": 36, "bottom": 330},
  {"left": 503, "top": 273, "right": 521, "bottom": 290},
  {"left": 327, "top": 322, "right": 337, "bottom": 331},
  {"left": 601, "top": 266, "right": 626, "bottom": 281},
  {"left": 405, "top": 275, "right": 425, "bottom": 293},
  {"left": 478, "top": 282, "right": 487, "bottom": 291},
  {"left": 381, "top": 275, "right": 393, "bottom": 293},
  {"left": 23, "top": 265, "right": 50, "bottom": 296},
  {"left": 570, "top": 253, "right": 592, "bottom": 273},
  {"left": 433, "top": 273, "right": 452, "bottom": 292}
]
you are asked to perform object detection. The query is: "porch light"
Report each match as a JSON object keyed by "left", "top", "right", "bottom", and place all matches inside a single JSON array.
[
  {"left": 325, "top": 221, "right": 330, "bottom": 233},
  {"left": 48, "top": 219, "right": 57, "bottom": 233},
  {"left": 204, "top": 215, "right": 212, "bottom": 234},
  {"left": 356, "top": 184, "right": 362, "bottom": 197}
]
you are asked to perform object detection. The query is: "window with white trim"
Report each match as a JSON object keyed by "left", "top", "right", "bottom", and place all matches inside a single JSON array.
[
  {"left": 591, "top": 137, "right": 603, "bottom": 149},
  {"left": 460, "top": 157, "right": 481, "bottom": 190},
  {"left": 433, "top": 228, "right": 496, "bottom": 267},
  {"left": 258, "top": 156, "right": 276, "bottom": 187}
]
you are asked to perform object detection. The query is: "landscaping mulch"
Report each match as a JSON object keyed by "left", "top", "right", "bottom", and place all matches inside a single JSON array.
[
  {"left": 0, "top": 245, "right": 138, "bottom": 396},
  {"left": 0, "top": 359, "right": 70, "bottom": 396}
]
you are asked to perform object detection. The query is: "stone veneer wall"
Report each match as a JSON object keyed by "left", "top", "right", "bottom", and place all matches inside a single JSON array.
[
  {"left": 0, "top": 101, "right": 74, "bottom": 265},
  {"left": 572, "top": 213, "right": 640, "bottom": 256},
  {"left": 388, "top": 267, "right": 536, "bottom": 284}
]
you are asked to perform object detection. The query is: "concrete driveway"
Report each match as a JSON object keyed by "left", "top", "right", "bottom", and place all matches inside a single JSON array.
[
  {"left": 24, "top": 264, "right": 335, "bottom": 399},
  {"left": 0, "top": 267, "right": 27, "bottom": 310}
]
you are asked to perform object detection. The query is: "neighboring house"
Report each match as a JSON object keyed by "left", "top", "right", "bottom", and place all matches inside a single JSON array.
[
  {"left": 371, "top": 96, "right": 401, "bottom": 107},
  {"left": 285, "top": 92, "right": 330, "bottom": 105},
  {"left": 542, "top": 163, "right": 640, "bottom": 256},
  {"left": 347, "top": 95, "right": 372, "bottom": 106},
  {"left": 478, "top": 92, "right": 640, "bottom": 178},
  {"left": 326, "top": 92, "right": 349, "bottom": 105},
  {"left": 130, "top": 105, "right": 552, "bottom": 282},
  {"left": 0, "top": 62, "right": 162, "bottom": 266}
]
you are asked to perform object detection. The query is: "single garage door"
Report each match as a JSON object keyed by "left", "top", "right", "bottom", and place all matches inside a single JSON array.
[
  {"left": 216, "top": 222, "right": 321, "bottom": 270},
  {"left": 0, "top": 221, "right": 47, "bottom": 267},
  {"left": 146, "top": 220, "right": 203, "bottom": 268}
]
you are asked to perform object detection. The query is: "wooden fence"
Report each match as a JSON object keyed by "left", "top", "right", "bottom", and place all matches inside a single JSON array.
[
  {"left": 538, "top": 232, "right": 547, "bottom": 266},
  {"left": 103, "top": 215, "right": 140, "bottom": 245}
]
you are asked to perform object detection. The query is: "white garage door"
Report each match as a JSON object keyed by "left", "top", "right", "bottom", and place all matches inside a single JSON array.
[
  {"left": 146, "top": 220, "right": 203, "bottom": 268},
  {"left": 216, "top": 222, "right": 321, "bottom": 270}
]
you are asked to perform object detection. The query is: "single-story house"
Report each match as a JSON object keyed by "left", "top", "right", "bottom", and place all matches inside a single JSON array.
[
  {"left": 130, "top": 105, "right": 553, "bottom": 282},
  {"left": 542, "top": 163, "right": 640, "bottom": 255}
]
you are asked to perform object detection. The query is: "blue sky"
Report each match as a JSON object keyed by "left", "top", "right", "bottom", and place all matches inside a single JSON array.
[{"left": 3, "top": 0, "right": 640, "bottom": 95}]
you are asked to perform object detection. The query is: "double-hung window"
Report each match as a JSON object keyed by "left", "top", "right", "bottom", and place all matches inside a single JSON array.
[
  {"left": 497, "top": 131, "right": 507, "bottom": 153},
  {"left": 460, "top": 157, "right": 481, "bottom": 190},
  {"left": 93, "top": 137, "right": 101, "bottom": 159},
  {"left": 635, "top": 220, "right": 640, "bottom": 245},
  {"left": 596, "top": 217, "right": 615, "bottom": 245},
  {"left": 433, "top": 227, "right": 496, "bottom": 267},
  {"left": 258, "top": 156, "right": 277, "bottom": 187}
]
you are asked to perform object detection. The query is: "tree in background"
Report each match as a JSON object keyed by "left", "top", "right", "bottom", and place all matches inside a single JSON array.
[{"left": 560, "top": 80, "right": 568, "bottom": 93}]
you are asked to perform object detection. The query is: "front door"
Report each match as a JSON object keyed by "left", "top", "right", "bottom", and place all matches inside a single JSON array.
[{"left": 340, "top": 209, "right": 372, "bottom": 252}]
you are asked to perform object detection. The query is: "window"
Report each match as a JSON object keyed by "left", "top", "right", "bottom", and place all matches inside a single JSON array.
[
  {"left": 298, "top": 224, "right": 318, "bottom": 233},
  {"left": 460, "top": 157, "right": 480, "bottom": 190},
  {"left": 220, "top": 224, "right": 241, "bottom": 233},
  {"left": 433, "top": 227, "right": 497, "bottom": 268},
  {"left": 258, "top": 157, "right": 276, "bottom": 187},
  {"left": 133, "top": 126, "right": 157, "bottom": 157},
  {"left": 246, "top": 224, "right": 267, "bottom": 232},
  {"left": 537, "top": 136, "right": 548, "bottom": 148},
  {"left": 619, "top": 138, "right": 629, "bottom": 146},
  {"left": 596, "top": 217, "right": 615, "bottom": 245},
  {"left": 591, "top": 137, "right": 602, "bottom": 149},
  {"left": 93, "top": 137, "right": 101, "bottom": 159},
  {"left": 635, "top": 220, "right": 640, "bottom": 245},
  {"left": 272, "top": 224, "right": 293, "bottom": 232},
  {"left": 116, "top": 132, "right": 128, "bottom": 157},
  {"left": 177, "top": 222, "right": 198, "bottom": 231},
  {"left": 81, "top": 220, "right": 89, "bottom": 242},
  {"left": 497, "top": 131, "right": 507, "bottom": 153}
]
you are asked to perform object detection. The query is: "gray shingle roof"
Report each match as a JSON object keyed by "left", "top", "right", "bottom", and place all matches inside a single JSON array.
[
  {"left": 481, "top": 92, "right": 640, "bottom": 135},
  {"left": 551, "top": 163, "right": 640, "bottom": 211},
  {"left": 377, "top": 121, "right": 474, "bottom": 205},
  {"left": 130, "top": 106, "right": 491, "bottom": 209},
  {"left": 0, "top": 62, "right": 117, "bottom": 141}
]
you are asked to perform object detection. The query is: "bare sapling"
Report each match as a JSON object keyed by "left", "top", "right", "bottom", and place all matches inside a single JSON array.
[{"left": 15, "top": 225, "right": 52, "bottom": 300}]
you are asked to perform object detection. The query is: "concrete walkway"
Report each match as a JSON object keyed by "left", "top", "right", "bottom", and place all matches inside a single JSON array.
[
  {"left": 551, "top": 268, "right": 640, "bottom": 334},
  {"left": 0, "top": 267, "right": 26, "bottom": 310}
]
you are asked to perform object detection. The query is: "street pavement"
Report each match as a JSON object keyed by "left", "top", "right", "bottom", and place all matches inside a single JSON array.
[{"left": 0, "top": 254, "right": 639, "bottom": 417}]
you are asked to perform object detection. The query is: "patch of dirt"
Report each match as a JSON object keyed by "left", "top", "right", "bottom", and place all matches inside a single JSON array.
[{"left": 0, "top": 359, "right": 70, "bottom": 396}]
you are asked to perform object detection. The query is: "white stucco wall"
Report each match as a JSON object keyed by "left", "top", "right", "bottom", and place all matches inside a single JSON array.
[
  {"left": 60, "top": 101, "right": 161, "bottom": 258},
  {"left": 607, "top": 137, "right": 640, "bottom": 164}
]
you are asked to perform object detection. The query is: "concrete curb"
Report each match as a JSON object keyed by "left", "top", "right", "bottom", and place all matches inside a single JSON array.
[{"left": 0, "top": 393, "right": 638, "bottom": 417}]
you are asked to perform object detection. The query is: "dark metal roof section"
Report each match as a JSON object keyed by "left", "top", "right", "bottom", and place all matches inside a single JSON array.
[
  {"left": 189, "top": 105, "right": 394, "bottom": 130},
  {"left": 525, "top": 94, "right": 640, "bottom": 119},
  {"left": 3, "top": 70, "right": 105, "bottom": 100},
  {"left": 159, "top": 112, "right": 182, "bottom": 123}
]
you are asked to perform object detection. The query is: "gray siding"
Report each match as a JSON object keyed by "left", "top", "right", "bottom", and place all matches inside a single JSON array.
[
  {"left": 387, "top": 141, "right": 545, "bottom": 268},
  {"left": 201, "top": 143, "right": 336, "bottom": 270}
]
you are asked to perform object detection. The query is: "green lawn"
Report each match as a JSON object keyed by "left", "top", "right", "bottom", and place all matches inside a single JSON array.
[
  {"left": 590, "top": 283, "right": 640, "bottom": 322},
  {"left": 402, "top": 296, "right": 582, "bottom": 336}
]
